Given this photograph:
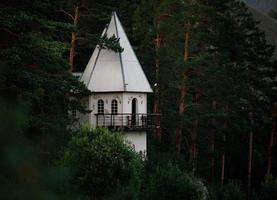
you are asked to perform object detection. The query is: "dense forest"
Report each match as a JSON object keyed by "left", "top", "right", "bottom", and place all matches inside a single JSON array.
[{"left": 0, "top": 0, "right": 276, "bottom": 199}]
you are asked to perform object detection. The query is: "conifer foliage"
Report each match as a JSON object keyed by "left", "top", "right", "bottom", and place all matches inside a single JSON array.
[
  {"left": 133, "top": 0, "right": 276, "bottom": 194},
  {"left": 0, "top": 0, "right": 276, "bottom": 199},
  {"left": 0, "top": 0, "right": 89, "bottom": 198}
]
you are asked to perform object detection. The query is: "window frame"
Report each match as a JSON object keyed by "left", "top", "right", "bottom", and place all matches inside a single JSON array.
[
  {"left": 97, "top": 99, "right": 104, "bottom": 115},
  {"left": 111, "top": 99, "right": 118, "bottom": 115}
]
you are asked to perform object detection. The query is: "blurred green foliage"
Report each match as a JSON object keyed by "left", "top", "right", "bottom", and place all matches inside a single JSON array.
[
  {"left": 1, "top": 0, "right": 277, "bottom": 199},
  {"left": 219, "top": 181, "right": 246, "bottom": 200},
  {"left": 260, "top": 176, "right": 277, "bottom": 200},
  {"left": 144, "top": 162, "right": 208, "bottom": 200},
  {"left": 59, "top": 127, "right": 143, "bottom": 199},
  {"left": 0, "top": 0, "right": 89, "bottom": 199}
]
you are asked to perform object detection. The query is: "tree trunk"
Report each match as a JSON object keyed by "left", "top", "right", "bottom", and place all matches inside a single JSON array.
[
  {"left": 248, "top": 112, "right": 254, "bottom": 197},
  {"left": 220, "top": 105, "right": 228, "bottom": 186},
  {"left": 153, "top": 15, "right": 162, "bottom": 140},
  {"left": 210, "top": 100, "right": 216, "bottom": 182},
  {"left": 153, "top": 22, "right": 161, "bottom": 114},
  {"left": 190, "top": 117, "right": 198, "bottom": 174},
  {"left": 220, "top": 134, "right": 226, "bottom": 186},
  {"left": 176, "top": 19, "right": 191, "bottom": 153},
  {"left": 69, "top": 2, "right": 80, "bottom": 72},
  {"left": 189, "top": 93, "right": 200, "bottom": 174},
  {"left": 266, "top": 109, "right": 277, "bottom": 176}
]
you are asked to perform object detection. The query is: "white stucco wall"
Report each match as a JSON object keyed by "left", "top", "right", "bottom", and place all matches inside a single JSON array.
[
  {"left": 83, "top": 92, "right": 147, "bottom": 126},
  {"left": 87, "top": 93, "right": 123, "bottom": 125},
  {"left": 122, "top": 93, "right": 147, "bottom": 114},
  {"left": 123, "top": 131, "right": 147, "bottom": 155}
]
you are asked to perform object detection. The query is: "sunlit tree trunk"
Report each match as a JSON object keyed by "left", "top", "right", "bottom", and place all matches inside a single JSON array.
[
  {"left": 69, "top": 2, "right": 80, "bottom": 72},
  {"left": 176, "top": 19, "right": 190, "bottom": 153}
]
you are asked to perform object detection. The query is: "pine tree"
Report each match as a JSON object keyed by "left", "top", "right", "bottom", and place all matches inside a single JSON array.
[{"left": 0, "top": 1, "right": 89, "bottom": 197}]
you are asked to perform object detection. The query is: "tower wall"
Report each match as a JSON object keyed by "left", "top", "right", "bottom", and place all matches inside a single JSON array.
[
  {"left": 80, "top": 92, "right": 148, "bottom": 154},
  {"left": 122, "top": 93, "right": 147, "bottom": 114},
  {"left": 123, "top": 131, "right": 147, "bottom": 156},
  {"left": 88, "top": 93, "right": 124, "bottom": 126}
]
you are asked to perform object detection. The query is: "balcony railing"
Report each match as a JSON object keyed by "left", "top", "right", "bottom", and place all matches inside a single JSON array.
[{"left": 95, "top": 113, "right": 161, "bottom": 131}]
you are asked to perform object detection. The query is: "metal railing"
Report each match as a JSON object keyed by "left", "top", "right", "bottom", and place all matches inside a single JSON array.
[{"left": 95, "top": 113, "right": 161, "bottom": 131}]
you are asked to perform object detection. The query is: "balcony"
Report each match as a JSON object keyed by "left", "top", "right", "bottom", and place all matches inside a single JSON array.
[{"left": 95, "top": 113, "right": 161, "bottom": 131}]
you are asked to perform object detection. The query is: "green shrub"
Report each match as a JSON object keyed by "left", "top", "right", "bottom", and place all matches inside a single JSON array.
[
  {"left": 260, "top": 176, "right": 277, "bottom": 200},
  {"left": 219, "top": 181, "right": 246, "bottom": 200},
  {"left": 145, "top": 162, "right": 208, "bottom": 200},
  {"left": 60, "top": 126, "right": 143, "bottom": 199}
]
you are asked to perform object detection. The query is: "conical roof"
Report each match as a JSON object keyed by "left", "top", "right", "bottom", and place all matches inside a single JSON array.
[{"left": 81, "top": 12, "right": 152, "bottom": 93}]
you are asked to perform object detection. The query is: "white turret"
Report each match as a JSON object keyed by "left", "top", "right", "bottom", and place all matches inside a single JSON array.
[{"left": 79, "top": 12, "right": 159, "bottom": 154}]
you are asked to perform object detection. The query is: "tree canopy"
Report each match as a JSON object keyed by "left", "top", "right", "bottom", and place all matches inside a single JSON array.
[{"left": 0, "top": 0, "right": 276, "bottom": 199}]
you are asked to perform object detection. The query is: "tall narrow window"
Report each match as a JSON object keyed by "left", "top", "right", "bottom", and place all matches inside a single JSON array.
[
  {"left": 98, "top": 99, "right": 104, "bottom": 114},
  {"left": 131, "top": 98, "right": 137, "bottom": 126},
  {"left": 111, "top": 99, "right": 118, "bottom": 115}
]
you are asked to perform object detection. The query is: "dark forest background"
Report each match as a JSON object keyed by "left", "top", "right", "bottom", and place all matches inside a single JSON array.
[{"left": 0, "top": 0, "right": 277, "bottom": 199}]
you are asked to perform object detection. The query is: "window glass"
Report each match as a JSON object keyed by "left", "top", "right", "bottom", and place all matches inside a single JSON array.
[
  {"left": 111, "top": 99, "right": 118, "bottom": 115},
  {"left": 98, "top": 99, "right": 104, "bottom": 114}
]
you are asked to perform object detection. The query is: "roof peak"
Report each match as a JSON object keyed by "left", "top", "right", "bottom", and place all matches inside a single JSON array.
[{"left": 80, "top": 12, "right": 152, "bottom": 93}]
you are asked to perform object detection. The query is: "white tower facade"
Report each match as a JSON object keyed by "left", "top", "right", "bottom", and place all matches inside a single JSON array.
[{"left": 79, "top": 12, "right": 158, "bottom": 154}]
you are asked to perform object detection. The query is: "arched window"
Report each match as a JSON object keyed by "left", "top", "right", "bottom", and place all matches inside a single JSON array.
[
  {"left": 97, "top": 99, "right": 104, "bottom": 114},
  {"left": 131, "top": 98, "right": 137, "bottom": 126},
  {"left": 132, "top": 98, "right": 137, "bottom": 115},
  {"left": 111, "top": 99, "right": 118, "bottom": 115}
]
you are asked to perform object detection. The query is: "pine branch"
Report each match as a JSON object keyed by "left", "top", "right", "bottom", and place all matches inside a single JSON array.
[
  {"left": 59, "top": 9, "right": 74, "bottom": 21},
  {"left": 0, "top": 27, "right": 19, "bottom": 38}
]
